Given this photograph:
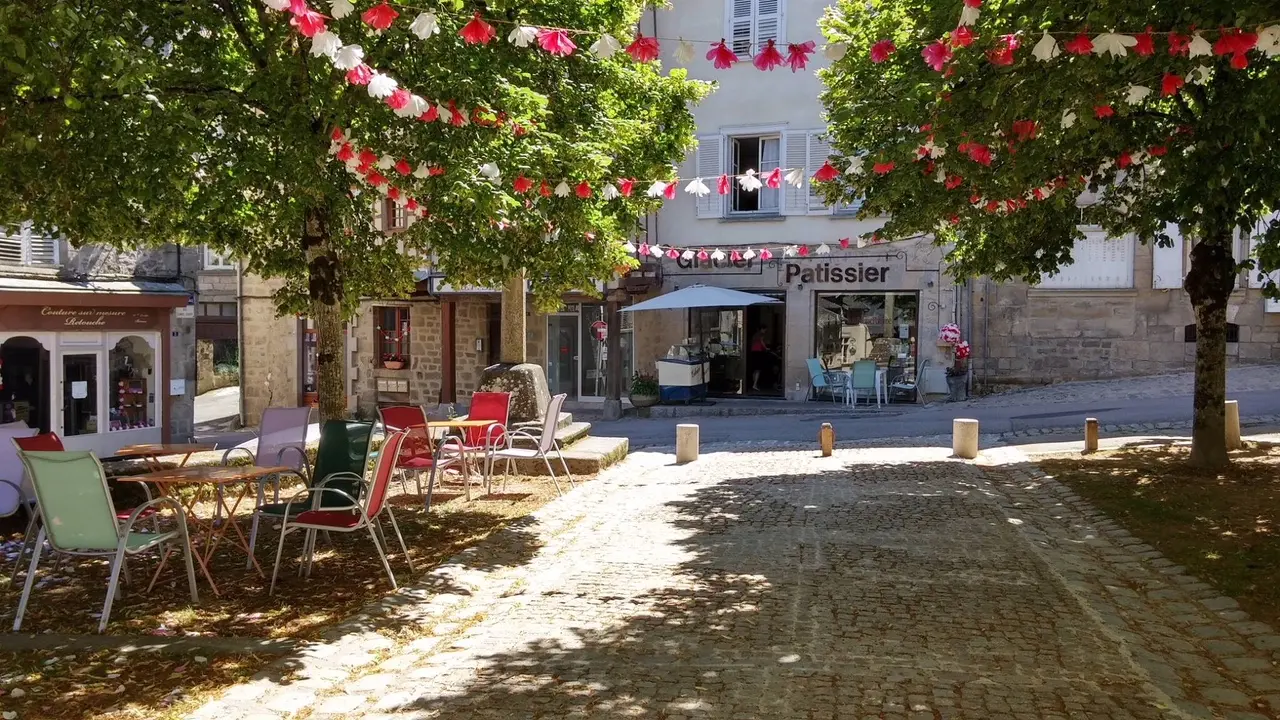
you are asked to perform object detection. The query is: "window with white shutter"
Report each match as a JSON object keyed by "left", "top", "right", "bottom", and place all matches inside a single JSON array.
[
  {"left": 782, "top": 130, "right": 809, "bottom": 215},
  {"left": 1151, "top": 223, "right": 1184, "bottom": 289},
  {"left": 724, "top": 0, "right": 786, "bottom": 56},
  {"left": 204, "top": 246, "right": 236, "bottom": 270},
  {"left": 1246, "top": 215, "right": 1280, "bottom": 305},
  {"left": 1038, "top": 228, "right": 1135, "bottom": 289},
  {"left": 0, "top": 224, "right": 60, "bottom": 267},
  {"left": 727, "top": 134, "right": 780, "bottom": 215},
  {"left": 695, "top": 135, "right": 725, "bottom": 219},
  {"left": 806, "top": 133, "right": 832, "bottom": 214}
]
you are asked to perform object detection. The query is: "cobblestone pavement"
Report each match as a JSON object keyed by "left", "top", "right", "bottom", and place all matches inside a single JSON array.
[
  {"left": 194, "top": 446, "right": 1280, "bottom": 720},
  {"left": 966, "top": 364, "right": 1280, "bottom": 408}
]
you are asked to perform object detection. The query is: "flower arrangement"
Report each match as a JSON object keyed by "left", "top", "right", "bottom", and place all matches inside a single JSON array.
[
  {"left": 630, "top": 372, "right": 660, "bottom": 396},
  {"left": 381, "top": 353, "right": 406, "bottom": 369},
  {"left": 954, "top": 341, "right": 971, "bottom": 360},
  {"left": 938, "top": 323, "right": 962, "bottom": 345}
]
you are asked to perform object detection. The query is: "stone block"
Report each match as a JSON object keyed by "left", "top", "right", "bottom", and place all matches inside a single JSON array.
[{"left": 478, "top": 363, "right": 551, "bottom": 423}]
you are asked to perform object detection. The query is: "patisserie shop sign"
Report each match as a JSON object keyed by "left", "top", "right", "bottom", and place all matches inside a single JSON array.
[{"left": 780, "top": 258, "right": 906, "bottom": 287}]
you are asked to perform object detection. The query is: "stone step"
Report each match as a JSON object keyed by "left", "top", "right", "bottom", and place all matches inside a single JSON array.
[{"left": 499, "top": 434, "right": 628, "bottom": 477}]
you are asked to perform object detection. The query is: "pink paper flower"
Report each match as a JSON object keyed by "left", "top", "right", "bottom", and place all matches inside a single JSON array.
[
  {"left": 663, "top": 182, "right": 677, "bottom": 200},
  {"left": 797, "top": 245, "right": 810, "bottom": 257},
  {"left": 361, "top": 3, "right": 399, "bottom": 31},
  {"left": 575, "top": 181, "right": 592, "bottom": 199},
  {"left": 385, "top": 88, "right": 412, "bottom": 111},
  {"left": 514, "top": 176, "right": 534, "bottom": 194},
  {"left": 618, "top": 178, "right": 634, "bottom": 197},
  {"left": 706, "top": 40, "right": 739, "bottom": 69},
  {"left": 764, "top": 168, "right": 782, "bottom": 189},
  {"left": 1064, "top": 33, "right": 1093, "bottom": 55},
  {"left": 787, "top": 41, "right": 816, "bottom": 71},
  {"left": 870, "top": 39, "right": 896, "bottom": 63},
  {"left": 873, "top": 161, "right": 895, "bottom": 175},
  {"left": 1161, "top": 73, "right": 1185, "bottom": 97},
  {"left": 538, "top": 29, "right": 577, "bottom": 57},
  {"left": 951, "top": 26, "right": 976, "bottom": 48},
  {"left": 290, "top": 10, "right": 327, "bottom": 38},
  {"left": 717, "top": 174, "right": 730, "bottom": 195},
  {"left": 394, "top": 159, "right": 412, "bottom": 176},
  {"left": 1134, "top": 29, "right": 1155, "bottom": 56},
  {"left": 987, "top": 34, "right": 1019, "bottom": 66},
  {"left": 627, "top": 34, "right": 660, "bottom": 63},
  {"left": 336, "top": 143, "right": 354, "bottom": 163},
  {"left": 345, "top": 64, "right": 373, "bottom": 86},
  {"left": 812, "top": 161, "right": 840, "bottom": 182},
  {"left": 922, "top": 41, "right": 953, "bottom": 71},
  {"left": 753, "top": 39, "right": 785, "bottom": 71},
  {"left": 460, "top": 13, "right": 496, "bottom": 45},
  {"left": 759, "top": 248, "right": 773, "bottom": 261},
  {"left": 1094, "top": 104, "right": 1115, "bottom": 119}
]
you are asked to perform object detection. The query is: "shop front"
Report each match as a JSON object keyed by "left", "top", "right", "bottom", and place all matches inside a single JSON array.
[
  {"left": 0, "top": 286, "right": 187, "bottom": 456},
  {"left": 545, "top": 302, "right": 635, "bottom": 402},
  {"left": 635, "top": 240, "right": 956, "bottom": 402}
]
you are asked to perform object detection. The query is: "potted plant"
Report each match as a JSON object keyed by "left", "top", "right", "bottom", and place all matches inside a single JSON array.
[
  {"left": 629, "top": 372, "right": 661, "bottom": 408},
  {"left": 382, "top": 353, "right": 406, "bottom": 370},
  {"left": 946, "top": 341, "right": 971, "bottom": 401}
]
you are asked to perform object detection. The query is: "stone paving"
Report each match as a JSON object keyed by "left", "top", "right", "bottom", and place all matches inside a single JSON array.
[
  {"left": 192, "top": 444, "right": 1280, "bottom": 719},
  {"left": 965, "top": 364, "right": 1280, "bottom": 408}
]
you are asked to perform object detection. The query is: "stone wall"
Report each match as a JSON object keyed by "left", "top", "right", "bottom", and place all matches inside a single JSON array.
[
  {"left": 454, "top": 298, "right": 494, "bottom": 399},
  {"left": 196, "top": 339, "right": 239, "bottom": 394},
  {"left": 197, "top": 270, "right": 237, "bottom": 302},
  {"left": 970, "top": 241, "right": 1280, "bottom": 393},
  {"left": 240, "top": 274, "right": 299, "bottom": 426}
]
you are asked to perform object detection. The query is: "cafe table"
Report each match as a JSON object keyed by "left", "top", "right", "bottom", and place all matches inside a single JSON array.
[
  {"left": 118, "top": 464, "right": 293, "bottom": 595},
  {"left": 116, "top": 443, "right": 217, "bottom": 471},
  {"left": 420, "top": 419, "right": 500, "bottom": 503}
]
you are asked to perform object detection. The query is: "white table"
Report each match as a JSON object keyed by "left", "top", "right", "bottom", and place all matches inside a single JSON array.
[{"left": 843, "top": 368, "right": 887, "bottom": 408}]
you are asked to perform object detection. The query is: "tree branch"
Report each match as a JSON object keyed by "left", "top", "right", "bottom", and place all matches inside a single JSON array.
[{"left": 212, "top": 0, "right": 268, "bottom": 71}]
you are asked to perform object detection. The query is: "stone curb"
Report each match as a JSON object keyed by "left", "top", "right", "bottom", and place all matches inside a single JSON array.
[{"left": 982, "top": 448, "right": 1280, "bottom": 718}]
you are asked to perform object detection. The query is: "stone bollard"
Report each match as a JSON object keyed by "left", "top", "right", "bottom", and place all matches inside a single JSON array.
[
  {"left": 952, "top": 418, "right": 979, "bottom": 460},
  {"left": 819, "top": 423, "right": 835, "bottom": 457},
  {"left": 676, "top": 424, "right": 700, "bottom": 464},
  {"left": 1084, "top": 418, "right": 1099, "bottom": 454},
  {"left": 1225, "top": 400, "right": 1242, "bottom": 451}
]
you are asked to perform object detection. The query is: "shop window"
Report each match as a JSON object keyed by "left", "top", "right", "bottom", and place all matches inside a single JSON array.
[
  {"left": 109, "top": 337, "right": 156, "bottom": 432},
  {"left": 198, "top": 302, "right": 238, "bottom": 318},
  {"left": 1, "top": 336, "right": 51, "bottom": 432},
  {"left": 376, "top": 306, "right": 410, "bottom": 368},
  {"left": 814, "top": 293, "right": 919, "bottom": 391},
  {"left": 62, "top": 353, "right": 98, "bottom": 437},
  {"left": 1183, "top": 323, "right": 1239, "bottom": 343},
  {"left": 730, "top": 135, "right": 780, "bottom": 214}
]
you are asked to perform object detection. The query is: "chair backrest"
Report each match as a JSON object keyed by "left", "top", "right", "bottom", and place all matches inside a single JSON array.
[
  {"left": 395, "top": 425, "right": 434, "bottom": 468},
  {"left": 14, "top": 432, "right": 65, "bottom": 452},
  {"left": 805, "top": 358, "right": 828, "bottom": 387},
  {"left": 851, "top": 360, "right": 878, "bottom": 389},
  {"left": 536, "top": 394, "right": 567, "bottom": 453},
  {"left": 311, "top": 420, "right": 375, "bottom": 508},
  {"left": 257, "top": 407, "right": 311, "bottom": 470},
  {"left": 378, "top": 405, "right": 427, "bottom": 432},
  {"left": 364, "top": 430, "right": 406, "bottom": 518},
  {"left": 464, "top": 392, "right": 511, "bottom": 447},
  {"left": 17, "top": 451, "right": 120, "bottom": 552},
  {"left": 0, "top": 428, "right": 38, "bottom": 515}
]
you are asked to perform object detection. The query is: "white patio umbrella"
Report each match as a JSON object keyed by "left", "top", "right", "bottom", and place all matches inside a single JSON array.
[{"left": 619, "top": 285, "right": 782, "bottom": 312}]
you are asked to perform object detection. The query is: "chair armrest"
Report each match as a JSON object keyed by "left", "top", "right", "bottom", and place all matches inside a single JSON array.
[
  {"left": 503, "top": 428, "right": 543, "bottom": 449},
  {"left": 118, "top": 495, "right": 182, "bottom": 534},
  {"left": 0, "top": 478, "right": 23, "bottom": 517},
  {"left": 221, "top": 446, "right": 254, "bottom": 466},
  {"left": 273, "top": 444, "right": 309, "bottom": 470},
  {"left": 316, "top": 472, "right": 366, "bottom": 488},
  {"left": 292, "top": 486, "right": 362, "bottom": 515}
]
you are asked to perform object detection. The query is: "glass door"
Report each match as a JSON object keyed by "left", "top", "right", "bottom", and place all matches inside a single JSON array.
[
  {"left": 580, "top": 305, "right": 608, "bottom": 399},
  {"left": 547, "top": 314, "right": 579, "bottom": 399},
  {"left": 61, "top": 352, "right": 100, "bottom": 437}
]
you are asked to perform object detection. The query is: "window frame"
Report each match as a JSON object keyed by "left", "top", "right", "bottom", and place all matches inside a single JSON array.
[
  {"left": 203, "top": 246, "right": 235, "bottom": 270},
  {"left": 725, "top": 0, "right": 786, "bottom": 57},
  {"left": 0, "top": 225, "right": 60, "bottom": 267},
  {"left": 381, "top": 198, "right": 408, "bottom": 233},
  {"left": 728, "top": 133, "right": 782, "bottom": 216},
  {"left": 375, "top": 305, "right": 411, "bottom": 368}
]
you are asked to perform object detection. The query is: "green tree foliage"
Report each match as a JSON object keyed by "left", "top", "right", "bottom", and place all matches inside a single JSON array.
[
  {"left": 819, "top": 0, "right": 1280, "bottom": 468},
  {"left": 1, "top": 0, "right": 708, "bottom": 419}
]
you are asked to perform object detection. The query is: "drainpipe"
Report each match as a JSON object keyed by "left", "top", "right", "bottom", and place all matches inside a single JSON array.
[
  {"left": 962, "top": 278, "right": 973, "bottom": 394},
  {"left": 982, "top": 277, "right": 991, "bottom": 392}
]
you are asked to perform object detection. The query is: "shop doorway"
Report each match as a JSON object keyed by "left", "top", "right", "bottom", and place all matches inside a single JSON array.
[
  {"left": 692, "top": 295, "right": 786, "bottom": 398},
  {"left": 61, "top": 352, "right": 101, "bottom": 437},
  {"left": 0, "top": 336, "right": 51, "bottom": 431},
  {"left": 546, "top": 305, "right": 634, "bottom": 401}
]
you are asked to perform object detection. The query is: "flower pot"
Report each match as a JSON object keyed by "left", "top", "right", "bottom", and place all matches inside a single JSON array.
[
  {"left": 383, "top": 360, "right": 404, "bottom": 370},
  {"left": 629, "top": 393, "right": 660, "bottom": 408},
  {"left": 946, "top": 375, "right": 967, "bottom": 402}
]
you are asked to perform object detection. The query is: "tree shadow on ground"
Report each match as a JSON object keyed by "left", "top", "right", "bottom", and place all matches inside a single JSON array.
[{"left": 380, "top": 453, "right": 1169, "bottom": 719}]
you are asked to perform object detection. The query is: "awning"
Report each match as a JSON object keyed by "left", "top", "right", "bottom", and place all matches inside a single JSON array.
[
  {"left": 620, "top": 285, "right": 783, "bottom": 312},
  {"left": 0, "top": 277, "right": 189, "bottom": 308}
]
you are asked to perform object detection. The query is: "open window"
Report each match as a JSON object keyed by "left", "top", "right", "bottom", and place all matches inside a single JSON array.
[{"left": 730, "top": 135, "right": 780, "bottom": 214}]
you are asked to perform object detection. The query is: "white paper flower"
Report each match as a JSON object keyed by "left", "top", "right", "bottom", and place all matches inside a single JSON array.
[
  {"left": 409, "top": 13, "right": 440, "bottom": 40},
  {"left": 591, "top": 34, "right": 622, "bottom": 58},
  {"left": 1125, "top": 85, "right": 1151, "bottom": 105},
  {"left": 675, "top": 39, "right": 695, "bottom": 64},
  {"left": 603, "top": 183, "right": 620, "bottom": 200},
  {"left": 377, "top": 154, "right": 394, "bottom": 170},
  {"left": 407, "top": 94, "right": 428, "bottom": 117},
  {"left": 310, "top": 31, "right": 342, "bottom": 58},
  {"left": 261, "top": 0, "right": 289, "bottom": 11},
  {"left": 710, "top": 248, "right": 726, "bottom": 261},
  {"left": 738, "top": 170, "right": 762, "bottom": 192},
  {"left": 823, "top": 42, "right": 847, "bottom": 61},
  {"left": 413, "top": 165, "right": 430, "bottom": 179},
  {"left": 742, "top": 249, "right": 757, "bottom": 261},
  {"left": 784, "top": 168, "right": 805, "bottom": 188},
  {"left": 684, "top": 178, "right": 710, "bottom": 197},
  {"left": 332, "top": 44, "right": 364, "bottom": 70},
  {"left": 622, "top": 241, "right": 636, "bottom": 254},
  {"left": 816, "top": 243, "right": 831, "bottom": 255},
  {"left": 783, "top": 246, "right": 797, "bottom": 257},
  {"left": 1093, "top": 33, "right": 1137, "bottom": 58},
  {"left": 480, "top": 163, "right": 501, "bottom": 180},
  {"left": 1188, "top": 32, "right": 1213, "bottom": 58},
  {"left": 681, "top": 250, "right": 695, "bottom": 261},
  {"left": 856, "top": 237, "right": 869, "bottom": 248},
  {"left": 1259, "top": 25, "right": 1280, "bottom": 57},
  {"left": 330, "top": 0, "right": 354, "bottom": 19},
  {"left": 1188, "top": 65, "right": 1212, "bottom": 85},
  {"left": 649, "top": 244, "right": 665, "bottom": 257},
  {"left": 646, "top": 181, "right": 667, "bottom": 198},
  {"left": 1032, "top": 30, "right": 1060, "bottom": 61},
  {"left": 367, "top": 73, "right": 396, "bottom": 98},
  {"left": 435, "top": 102, "right": 449, "bottom": 121},
  {"left": 554, "top": 181, "right": 571, "bottom": 197},
  {"left": 508, "top": 26, "right": 538, "bottom": 47},
  {"left": 959, "top": 5, "right": 980, "bottom": 26},
  {"left": 847, "top": 156, "right": 864, "bottom": 175},
  {"left": 934, "top": 167, "right": 947, "bottom": 183},
  {"left": 1061, "top": 109, "right": 1077, "bottom": 129}
]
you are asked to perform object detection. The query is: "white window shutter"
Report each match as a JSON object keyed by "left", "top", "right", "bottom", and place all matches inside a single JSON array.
[
  {"left": 782, "top": 130, "right": 809, "bottom": 215},
  {"left": 371, "top": 199, "right": 384, "bottom": 232},
  {"left": 1040, "top": 228, "right": 1134, "bottom": 289},
  {"left": 1152, "top": 222, "right": 1184, "bottom": 289},
  {"left": 695, "top": 135, "right": 724, "bottom": 219},
  {"left": 726, "top": 0, "right": 754, "bottom": 55},
  {"left": 756, "top": 0, "right": 784, "bottom": 46},
  {"left": 807, "top": 132, "right": 832, "bottom": 214}
]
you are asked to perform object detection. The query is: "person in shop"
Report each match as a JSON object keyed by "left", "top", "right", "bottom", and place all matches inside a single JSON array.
[{"left": 749, "top": 328, "right": 780, "bottom": 393}]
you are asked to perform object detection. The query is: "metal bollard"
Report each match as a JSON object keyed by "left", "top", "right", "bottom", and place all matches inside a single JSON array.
[{"left": 1084, "top": 418, "right": 1099, "bottom": 454}]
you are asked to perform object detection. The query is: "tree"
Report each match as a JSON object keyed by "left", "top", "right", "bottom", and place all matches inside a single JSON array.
[
  {"left": 1, "top": 0, "right": 707, "bottom": 420},
  {"left": 818, "top": 1, "right": 1280, "bottom": 468}
]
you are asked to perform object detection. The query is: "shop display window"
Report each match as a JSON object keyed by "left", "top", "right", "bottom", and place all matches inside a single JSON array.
[{"left": 109, "top": 336, "right": 156, "bottom": 431}]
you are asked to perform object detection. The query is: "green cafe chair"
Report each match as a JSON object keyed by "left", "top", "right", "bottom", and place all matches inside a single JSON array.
[{"left": 13, "top": 451, "right": 198, "bottom": 633}]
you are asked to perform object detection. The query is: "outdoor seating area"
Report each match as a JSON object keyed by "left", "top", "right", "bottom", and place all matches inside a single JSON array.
[{"left": 0, "top": 394, "right": 578, "bottom": 636}]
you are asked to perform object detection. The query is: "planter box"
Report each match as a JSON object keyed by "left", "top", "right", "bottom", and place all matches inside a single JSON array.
[
  {"left": 382, "top": 361, "right": 405, "bottom": 370},
  {"left": 629, "top": 393, "right": 660, "bottom": 408}
]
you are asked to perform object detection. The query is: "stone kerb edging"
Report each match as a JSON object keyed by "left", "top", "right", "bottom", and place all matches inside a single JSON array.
[
  {"left": 981, "top": 447, "right": 1280, "bottom": 719},
  {"left": 185, "top": 470, "right": 627, "bottom": 720}
]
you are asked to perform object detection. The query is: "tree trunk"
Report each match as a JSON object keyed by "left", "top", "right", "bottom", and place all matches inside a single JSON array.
[
  {"left": 303, "top": 204, "right": 347, "bottom": 422},
  {"left": 500, "top": 270, "right": 526, "bottom": 364},
  {"left": 1184, "top": 234, "right": 1237, "bottom": 469}
]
